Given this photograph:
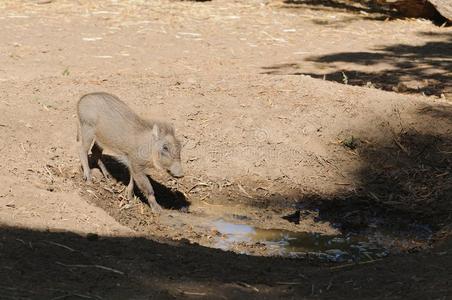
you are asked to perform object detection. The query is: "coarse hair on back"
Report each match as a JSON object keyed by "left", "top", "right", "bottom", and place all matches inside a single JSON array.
[
  {"left": 78, "top": 92, "right": 176, "bottom": 135},
  {"left": 144, "top": 120, "right": 175, "bottom": 135}
]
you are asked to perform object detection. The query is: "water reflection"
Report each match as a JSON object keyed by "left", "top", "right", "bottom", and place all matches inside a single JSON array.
[{"left": 213, "top": 219, "right": 390, "bottom": 262}]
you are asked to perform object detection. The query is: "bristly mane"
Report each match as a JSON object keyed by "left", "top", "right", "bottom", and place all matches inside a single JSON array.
[{"left": 143, "top": 120, "right": 175, "bottom": 135}]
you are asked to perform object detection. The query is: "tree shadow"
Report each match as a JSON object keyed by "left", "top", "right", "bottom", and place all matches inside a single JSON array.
[
  {"left": 0, "top": 225, "right": 311, "bottom": 299},
  {"left": 282, "top": 0, "right": 391, "bottom": 14},
  {"left": 273, "top": 0, "right": 399, "bottom": 23},
  {"left": 0, "top": 221, "right": 451, "bottom": 299},
  {"left": 262, "top": 32, "right": 452, "bottom": 97},
  {"left": 418, "top": 103, "right": 452, "bottom": 120},
  {"left": 88, "top": 153, "right": 189, "bottom": 210},
  {"left": 275, "top": 0, "right": 448, "bottom": 24},
  {"left": 295, "top": 107, "right": 452, "bottom": 233}
]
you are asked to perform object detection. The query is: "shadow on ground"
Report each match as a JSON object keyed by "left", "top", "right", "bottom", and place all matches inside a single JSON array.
[
  {"left": 273, "top": 0, "right": 398, "bottom": 23},
  {"left": 294, "top": 102, "right": 451, "bottom": 235},
  {"left": 275, "top": 0, "right": 448, "bottom": 24},
  {"left": 0, "top": 224, "right": 451, "bottom": 299},
  {"left": 262, "top": 32, "right": 452, "bottom": 97},
  {"left": 301, "top": 130, "right": 452, "bottom": 232},
  {"left": 88, "top": 154, "right": 189, "bottom": 210},
  {"left": 232, "top": 104, "right": 452, "bottom": 234},
  {"left": 282, "top": 0, "right": 389, "bottom": 14}
]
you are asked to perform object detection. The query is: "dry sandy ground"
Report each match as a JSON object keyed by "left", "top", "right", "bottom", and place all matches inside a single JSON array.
[{"left": 0, "top": 0, "right": 451, "bottom": 299}]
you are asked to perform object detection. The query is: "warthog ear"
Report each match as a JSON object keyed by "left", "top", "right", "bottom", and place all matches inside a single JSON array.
[{"left": 152, "top": 124, "right": 160, "bottom": 138}]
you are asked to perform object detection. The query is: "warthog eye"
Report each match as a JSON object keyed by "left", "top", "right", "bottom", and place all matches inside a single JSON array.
[{"left": 162, "top": 144, "right": 170, "bottom": 154}]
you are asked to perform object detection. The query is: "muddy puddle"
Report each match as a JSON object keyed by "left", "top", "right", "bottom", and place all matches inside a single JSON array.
[
  {"left": 209, "top": 219, "right": 432, "bottom": 263},
  {"left": 76, "top": 173, "right": 434, "bottom": 264}
]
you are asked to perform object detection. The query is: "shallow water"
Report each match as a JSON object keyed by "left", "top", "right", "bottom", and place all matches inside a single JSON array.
[{"left": 213, "top": 219, "right": 392, "bottom": 262}]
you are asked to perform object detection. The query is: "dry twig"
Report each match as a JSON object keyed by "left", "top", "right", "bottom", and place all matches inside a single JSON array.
[
  {"left": 45, "top": 240, "right": 76, "bottom": 252},
  {"left": 56, "top": 262, "right": 124, "bottom": 275}
]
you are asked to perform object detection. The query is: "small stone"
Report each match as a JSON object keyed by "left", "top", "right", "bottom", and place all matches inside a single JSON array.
[
  {"left": 179, "top": 238, "right": 190, "bottom": 245},
  {"left": 210, "top": 228, "right": 221, "bottom": 236},
  {"left": 325, "top": 249, "right": 350, "bottom": 262},
  {"left": 86, "top": 233, "right": 99, "bottom": 241},
  {"left": 325, "top": 249, "right": 347, "bottom": 256},
  {"left": 331, "top": 237, "right": 346, "bottom": 243},
  {"left": 179, "top": 206, "right": 189, "bottom": 213}
]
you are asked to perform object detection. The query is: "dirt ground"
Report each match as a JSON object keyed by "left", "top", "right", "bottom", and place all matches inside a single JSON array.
[{"left": 0, "top": 0, "right": 451, "bottom": 299}]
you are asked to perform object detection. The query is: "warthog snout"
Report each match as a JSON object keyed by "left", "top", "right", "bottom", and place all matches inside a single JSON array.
[{"left": 169, "top": 161, "right": 184, "bottom": 178}]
